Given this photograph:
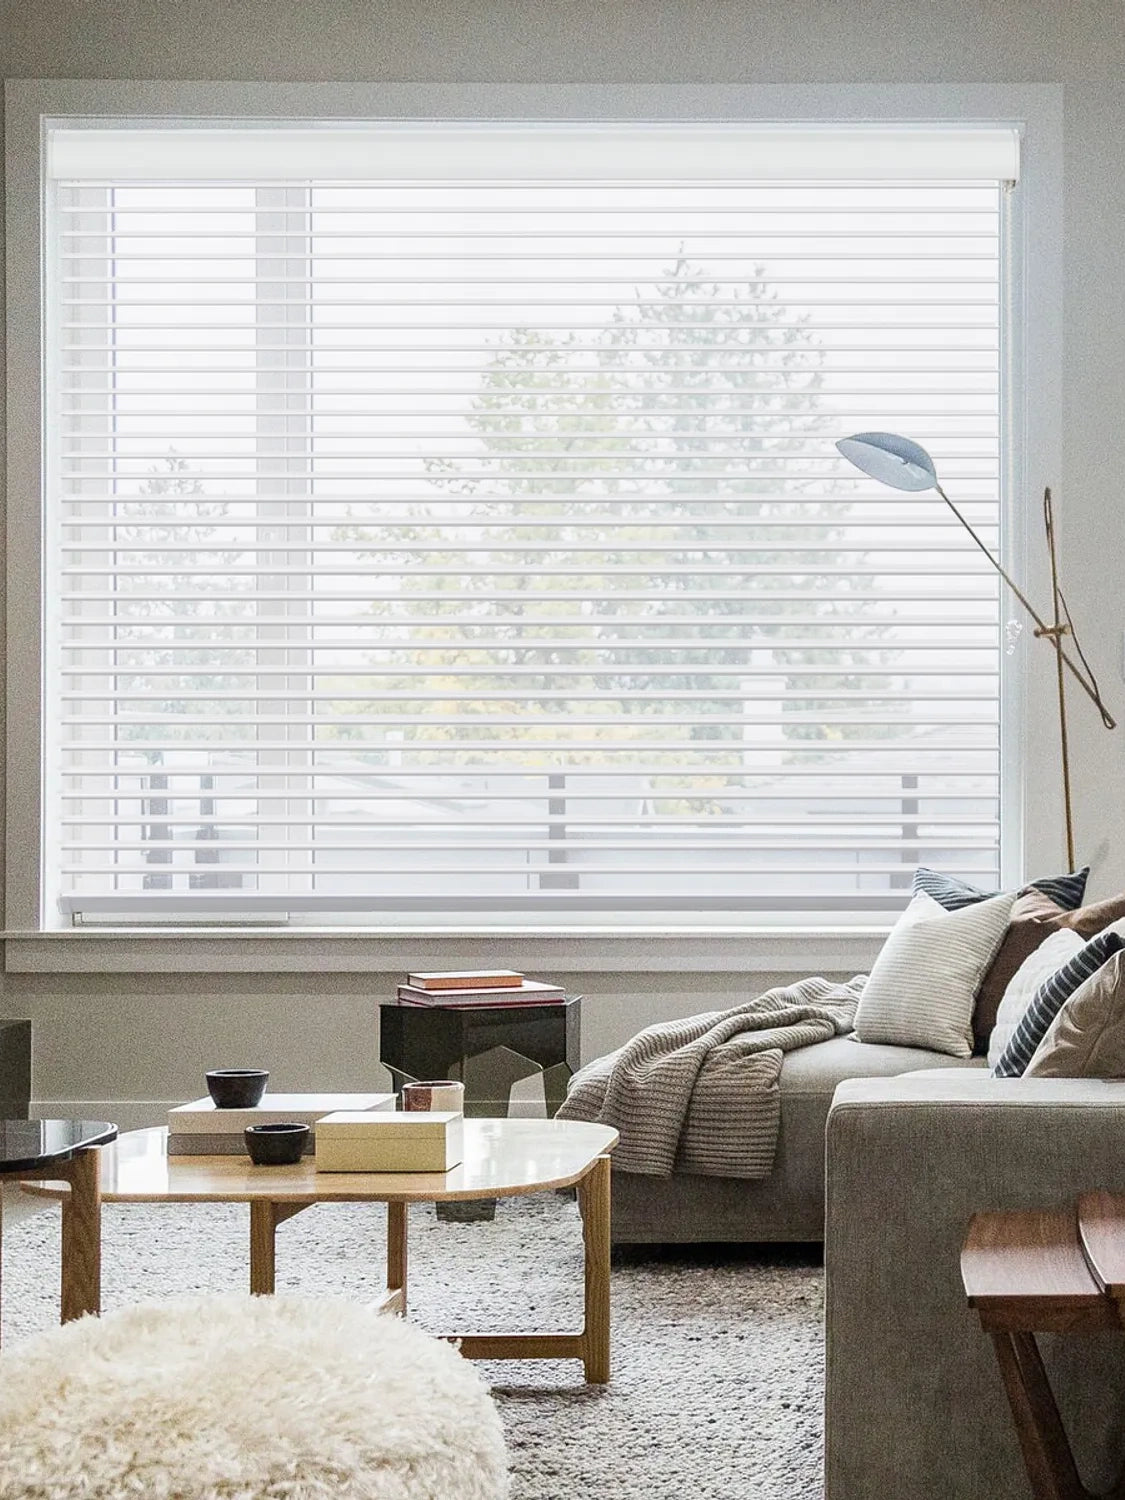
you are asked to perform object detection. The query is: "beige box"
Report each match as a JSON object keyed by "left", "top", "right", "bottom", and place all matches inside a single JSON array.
[{"left": 315, "top": 1110, "right": 463, "bottom": 1173}]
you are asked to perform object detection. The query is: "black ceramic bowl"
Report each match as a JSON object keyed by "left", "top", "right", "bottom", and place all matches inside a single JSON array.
[
  {"left": 244, "top": 1122, "right": 309, "bottom": 1166},
  {"left": 206, "top": 1069, "right": 269, "bottom": 1109}
]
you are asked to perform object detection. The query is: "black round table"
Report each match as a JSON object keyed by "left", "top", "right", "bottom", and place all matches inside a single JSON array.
[{"left": 0, "top": 1119, "right": 117, "bottom": 1328}]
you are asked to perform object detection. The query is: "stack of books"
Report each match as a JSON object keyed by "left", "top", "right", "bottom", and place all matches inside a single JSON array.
[{"left": 395, "top": 970, "right": 566, "bottom": 1007}]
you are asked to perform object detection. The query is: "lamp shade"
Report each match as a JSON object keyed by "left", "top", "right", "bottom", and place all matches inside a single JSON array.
[{"left": 835, "top": 431, "right": 939, "bottom": 492}]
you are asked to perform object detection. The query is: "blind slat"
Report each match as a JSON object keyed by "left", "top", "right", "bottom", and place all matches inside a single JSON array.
[
  {"left": 58, "top": 791, "right": 997, "bottom": 805},
  {"left": 57, "top": 748, "right": 998, "bottom": 762}
]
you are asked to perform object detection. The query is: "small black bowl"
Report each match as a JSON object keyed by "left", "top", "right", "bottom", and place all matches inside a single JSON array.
[
  {"left": 206, "top": 1069, "right": 269, "bottom": 1109},
  {"left": 244, "top": 1122, "right": 309, "bottom": 1166}
]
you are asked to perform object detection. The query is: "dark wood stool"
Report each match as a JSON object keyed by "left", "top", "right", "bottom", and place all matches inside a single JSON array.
[{"left": 962, "top": 1194, "right": 1125, "bottom": 1500}]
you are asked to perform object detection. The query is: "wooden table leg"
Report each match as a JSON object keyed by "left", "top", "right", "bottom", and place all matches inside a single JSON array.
[
  {"left": 247, "top": 1202, "right": 308, "bottom": 1295},
  {"left": 249, "top": 1201, "right": 277, "bottom": 1295},
  {"left": 386, "top": 1201, "right": 407, "bottom": 1316},
  {"left": 60, "top": 1147, "right": 101, "bottom": 1323},
  {"left": 990, "top": 1330, "right": 1091, "bottom": 1500},
  {"left": 577, "top": 1154, "right": 611, "bottom": 1384}
]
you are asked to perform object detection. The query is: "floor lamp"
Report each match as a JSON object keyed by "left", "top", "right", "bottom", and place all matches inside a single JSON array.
[{"left": 836, "top": 431, "right": 1116, "bottom": 871}]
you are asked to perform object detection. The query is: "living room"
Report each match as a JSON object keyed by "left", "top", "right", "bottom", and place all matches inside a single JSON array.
[{"left": 2, "top": 2, "right": 1125, "bottom": 1497}]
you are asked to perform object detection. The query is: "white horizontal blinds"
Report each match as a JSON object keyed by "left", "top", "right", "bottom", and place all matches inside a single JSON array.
[{"left": 48, "top": 122, "right": 1005, "bottom": 918}]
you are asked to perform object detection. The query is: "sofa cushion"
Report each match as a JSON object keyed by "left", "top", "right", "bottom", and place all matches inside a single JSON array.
[
  {"left": 972, "top": 887, "right": 1070, "bottom": 1051},
  {"left": 853, "top": 890, "right": 1015, "bottom": 1057},
  {"left": 1024, "top": 950, "right": 1125, "bottom": 1077},
  {"left": 1061, "top": 890, "right": 1125, "bottom": 939},
  {"left": 992, "top": 930, "right": 1125, "bottom": 1077},
  {"left": 988, "top": 928, "right": 1086, "bottom": 1068},
  {"left": 897, "top": 1066, "right": 993, "bottom": 1082},
  {"left": 913, "top": 864, "right": 1089, "bottom": 912},
  {"left": 911, "top": 865, "right": 1094, "bottom": 1053},
  {"left": 781, "top": 1034, "right": 986, "bottom": 1096},
  {"left": 973, "top": 887, "right": 1125, "bottom": 1052}
]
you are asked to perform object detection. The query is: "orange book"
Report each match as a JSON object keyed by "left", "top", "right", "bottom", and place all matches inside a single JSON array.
[{"left": 407, "top": 969, "right": 524, "bottom": 991}]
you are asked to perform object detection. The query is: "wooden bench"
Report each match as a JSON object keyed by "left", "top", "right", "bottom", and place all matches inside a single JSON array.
[{"left": 962, "top": 1192, "right": 1125, "bottom": 1500}]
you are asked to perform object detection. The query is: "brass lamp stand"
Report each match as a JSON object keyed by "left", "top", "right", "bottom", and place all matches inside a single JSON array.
[{"left": 837, "top": 433, "right": 1116, "bottom": 870}]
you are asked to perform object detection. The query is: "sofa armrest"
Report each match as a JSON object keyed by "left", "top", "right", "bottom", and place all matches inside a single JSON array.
[{"left": 825, "top": 1075, "right": 1125, "bottom": 1500}]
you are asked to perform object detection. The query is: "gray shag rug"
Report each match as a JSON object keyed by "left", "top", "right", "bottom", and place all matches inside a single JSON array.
[{"left": 2, "top": 1194, "right": 824, "bottom": 1499}]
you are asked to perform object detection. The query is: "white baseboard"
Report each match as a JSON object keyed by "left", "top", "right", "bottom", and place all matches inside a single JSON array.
[{"left": 31, "top": 1100, "right": 177, "bottom": 1132}]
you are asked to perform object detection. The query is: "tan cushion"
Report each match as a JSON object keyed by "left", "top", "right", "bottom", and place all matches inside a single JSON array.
[
  {"left": 1061, "top": 891, "right": 1125, "bottom": 940},
  {"left": 972, "top": 887, "right": 1125, "bottom": 1053},
  {"left": 1024, "top": 950, "right": 1125, "bottom": 1077},
  {"left": 972, "top": 888, "right": 1068, "bottom": 1051}
]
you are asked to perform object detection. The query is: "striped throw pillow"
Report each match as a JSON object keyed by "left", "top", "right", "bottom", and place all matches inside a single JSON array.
[
  {"left": 854, "top": 890, "right": 1016, "bottom": 1057},
  {"left": 913, "top": 866, "right": 1089, "bottom": 913},
  {"left": 992, "top": 930, "right": 1125, "bottom": 1077}
]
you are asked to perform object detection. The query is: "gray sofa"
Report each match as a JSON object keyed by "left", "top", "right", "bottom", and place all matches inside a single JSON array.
[
  {"left": 825, "top": 1073, "right": 1125, "bottom": 1500},
  {"left": 609, "top": 1034, "right": 984, "bottom": 1243}
]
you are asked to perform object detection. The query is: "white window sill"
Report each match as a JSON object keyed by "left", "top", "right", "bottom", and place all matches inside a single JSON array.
[{"left": 1, "top": 925, "right": 889, "bottom": 975}]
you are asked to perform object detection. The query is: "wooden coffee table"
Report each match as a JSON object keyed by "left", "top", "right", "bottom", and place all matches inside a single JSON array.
[{"left": 26, "top": 1117, "right": 619, "bottom": 1382}]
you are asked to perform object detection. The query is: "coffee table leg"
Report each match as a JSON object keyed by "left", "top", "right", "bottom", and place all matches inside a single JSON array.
[
  {"left": 387, "top": 1202, "right": 407, "bottom": 1316},
  {"left": 60, "top": 1147, "right": 101, "bottom": 1322},
  {"left": 249, "top": 1201, "right": 277, "bottom": 1295},
  {"left": 577, "top": 1154, "right": 611, "bottom": 1383},
  {"left": 248, "top": 1203, "right": 310, "bottom": 1295}
]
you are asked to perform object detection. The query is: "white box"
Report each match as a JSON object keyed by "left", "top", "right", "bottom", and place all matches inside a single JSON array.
[
  {"left": 315, "top": 1111, "right": 463, "bottom": 1173},
  {"left": 168, "top": 1093, "right": 395, "bottom": 1155}
]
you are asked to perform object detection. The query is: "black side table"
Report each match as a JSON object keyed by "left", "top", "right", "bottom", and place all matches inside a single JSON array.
[
  {"left": 379, "top": 997, "right": 582, "bottom": 1223},
  {"left": 379, "top": 995, "right": 581, "bottom": 1118}
]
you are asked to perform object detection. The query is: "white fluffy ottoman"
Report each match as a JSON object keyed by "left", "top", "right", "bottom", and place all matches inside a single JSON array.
[{"left": 0, "top": 1294, "right": 509, "bottom": 1500}]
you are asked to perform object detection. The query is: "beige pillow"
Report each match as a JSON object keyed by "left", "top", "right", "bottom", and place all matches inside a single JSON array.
[
  {"left": 854, "top": 890, "right": 1015, "bottom": 1058},
  {"left": 1024, "top": 950, "right": 1125, "bottom": 1077}
]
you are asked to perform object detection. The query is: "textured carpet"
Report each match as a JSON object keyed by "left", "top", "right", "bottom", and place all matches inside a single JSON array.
[{"left": 2, "top": 1194, "right": 824, "bottom": 1500}]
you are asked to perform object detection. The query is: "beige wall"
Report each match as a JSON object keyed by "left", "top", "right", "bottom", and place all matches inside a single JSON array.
[
  {"left": 10, "top": 967, "right": 838, "bottom": 1111},
  {"left": 2, "top": 0, "right": 1124, "bottom": 1109}
]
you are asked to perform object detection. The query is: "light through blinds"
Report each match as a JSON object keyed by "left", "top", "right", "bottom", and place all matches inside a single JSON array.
[{"left": 46, "top": 121, "right": 1014, "bottom": 920}]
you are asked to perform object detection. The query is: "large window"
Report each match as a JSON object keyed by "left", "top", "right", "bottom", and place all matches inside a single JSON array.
[{"left": 43, "top": 120, "right": 1015, "bottom": 923}]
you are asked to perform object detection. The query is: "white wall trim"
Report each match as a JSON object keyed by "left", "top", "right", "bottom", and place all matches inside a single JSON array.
[{"left": 4, "top": 926, "right": 887, "bottom": 974}]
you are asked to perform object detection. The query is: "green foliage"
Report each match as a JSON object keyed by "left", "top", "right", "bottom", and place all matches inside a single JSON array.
[{"left": 333, "top": 256, "right": 900, "bottom": 766}]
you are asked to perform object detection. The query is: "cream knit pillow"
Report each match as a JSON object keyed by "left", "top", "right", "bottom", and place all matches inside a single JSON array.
[
  {"left": 986, "top": 927, "right": 1086, "bottom": 1069},
  {"left": 854, "top": 890, "right": 1016, "bottom": 1058}
]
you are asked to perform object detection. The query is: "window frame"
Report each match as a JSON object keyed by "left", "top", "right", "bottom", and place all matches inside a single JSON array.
[{"left": 3, "top": 80, "right": 1063, "bottom": 969}]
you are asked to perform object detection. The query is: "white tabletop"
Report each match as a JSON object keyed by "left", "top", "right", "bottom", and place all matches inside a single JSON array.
[{"left": 24, "top": 1119, "right": 618, "bottom": 1204}]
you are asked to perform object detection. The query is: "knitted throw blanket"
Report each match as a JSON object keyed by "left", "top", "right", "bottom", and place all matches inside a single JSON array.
[{"left": 556, "top": 976, "right": 865, "bottom": 1179}]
